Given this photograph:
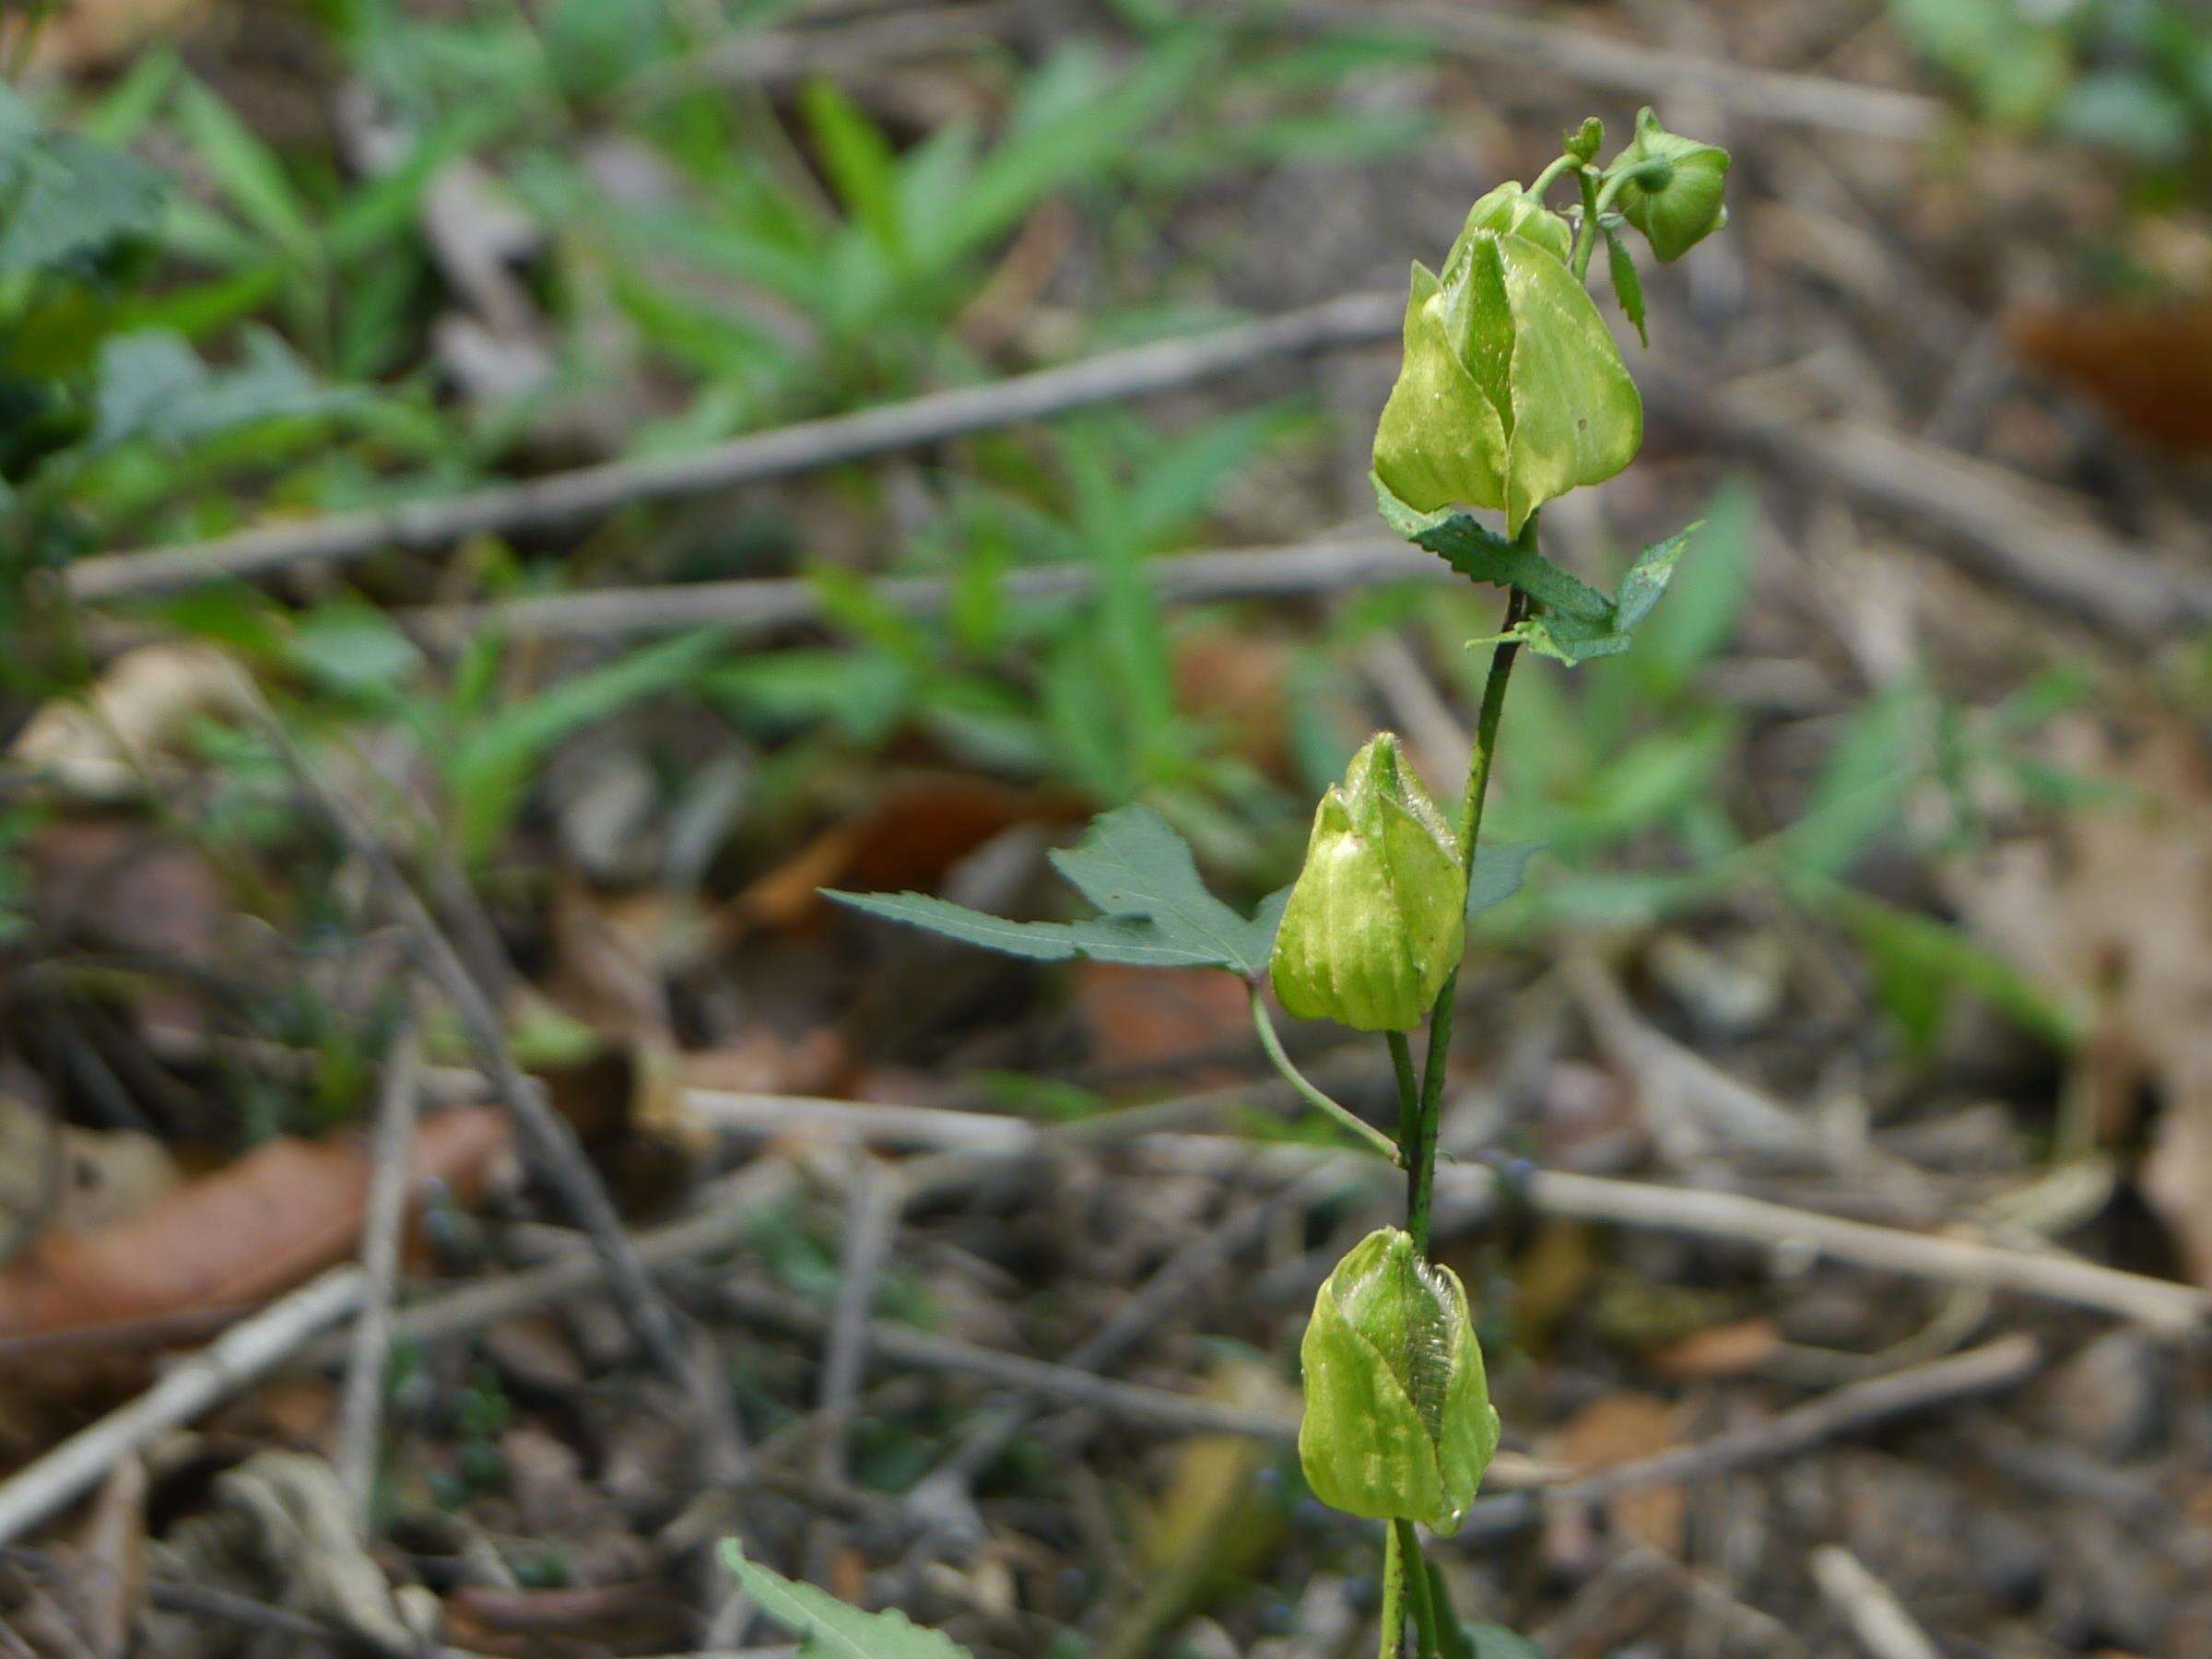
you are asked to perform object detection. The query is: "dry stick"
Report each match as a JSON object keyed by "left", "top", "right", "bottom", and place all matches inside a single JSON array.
[
  {"left": 0, "top": 1267, "right": 364, "bottom": 1547},
  {"left": 939, "top": 1157, "right": 1360, "bottom": 1485},
  {"left": 1461, "top": 1334, "right": 2041, "bottom": 1535},
  {"left": 335, "top": 1020, "right": 422, "bottom": 1534},
  {"left": 66, "top": 292, "right": 1402, "bottom": 600},
  {"left": 806, "top": 1159, "right": 903, "bottom": 1579},
  {"left": 1284, "top": 0, "right": 1942, "bottom": 140},
  {"left": 407, "top": 535, "right": 1444, "bottom": 642},
  {"left": 265, "top": 716, "right": 695, "bottom": 1384},
  {"left": 1810, "top": 1547, "right": 1943, "bottom": 1659},
  {"left": 1644, "top": 372, "right": 2212, "bottom": 642},
  {"left": 684, "top": 1092, "right": 2211, "bottom": 1328}
]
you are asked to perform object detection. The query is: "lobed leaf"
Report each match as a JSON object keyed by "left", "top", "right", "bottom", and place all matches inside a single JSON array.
[
  {"left": 827, "top": 806, "right": 1283, "bottom": 977},
  {"left": 722, "top": 1543, "right": 971, "bottom": 1659}
]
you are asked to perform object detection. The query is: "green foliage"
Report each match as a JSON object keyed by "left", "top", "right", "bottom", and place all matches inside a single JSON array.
[
  {"left": 828, "top": 805, "right": 1286, "bottom": 975},
  {"left": 1377, "top": 476, "right": 1697, "bottom": 665},
  {"left": 722, "top": 1542, "right": 971, "bottom": 1658},
  {"left": 1889, "top": 0, "right": 2212, "bottom": 170},
  {"left": 0, "top": 84, "right": 162, "bottom": 275}
]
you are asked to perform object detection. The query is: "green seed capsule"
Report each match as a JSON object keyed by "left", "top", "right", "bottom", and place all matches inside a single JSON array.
[
  {"left": 1298, "top": 1228, "right": 1500, "bottom": 1534},
  {"left": 1268, "top": 734, "right": 1464, "bottom": 1033},
  {"left": 1612, "top": 107, "right": 1730, "bottom": 264},
  {"left": 1371, "top": 202, "right": 1641, "bottom": 535}
]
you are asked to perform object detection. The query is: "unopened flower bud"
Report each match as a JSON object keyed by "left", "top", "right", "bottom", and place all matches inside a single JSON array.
[
  {"left": 1459, "top": 181, "right": 1572, "bottom": 267},
  {"left": 1371, "top": 194, "right": 1641, "bottom": 535},
  {"left": 1299, "top": 1228, "right": 1500, "bottom": 1533},
  {"left": 1612, "top": 107, "right": 1730, "bottom": 263},
  {"left": 1269, "top": 734, "right": 1464, "bottom": 1033}
]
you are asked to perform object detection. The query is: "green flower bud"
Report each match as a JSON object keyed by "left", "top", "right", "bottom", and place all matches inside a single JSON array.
[
  {"left": 1458, "top": 181, "right": 1573, "bottom": 267},
  {"left": 1269, "top": 734, "right": 1465, "bottom": 1033},
  {"left": 1612, "top": 107, "right": 1730, "bottom": 263},
  {"left": 1564, "top": 116, "right": 1604, "bottom": 164},
  {"left": 1371, "top": 208, "right": 1641, "bottom": 536},
  {"left": 1298, "top": 1228, "right": 1500, "bottom": 1534}
]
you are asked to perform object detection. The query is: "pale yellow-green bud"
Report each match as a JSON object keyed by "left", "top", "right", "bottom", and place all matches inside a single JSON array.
[
  {"left": 1298, "top": 1228, "right": 1500, "bottom": 1533},
  {"left": 1371, "top": 204, "right": 1642, "bottom": 536},
  {"left": 1268, "top": 734, "right": 1464, "bottom": 1033},
  {"left": 1612, "top": 106, "right": 1730, "bottom": 264}
]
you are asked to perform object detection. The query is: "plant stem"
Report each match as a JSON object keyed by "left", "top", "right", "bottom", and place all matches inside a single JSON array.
[
  {"left": 1526, "top": 152, "right": 1582, "bottom": 204},
  {"left": 1379, "top": 1515, "right": 1406, "bottom": 1659},
  {"left": 1386, "top": 1030, "right": 1420, "bottom": 1144},
  {"left": 1250, "top": 985, "right": 1405, "bottom": 1165},
  {"left": 1572, "top": 159, "right": 1670, "bottom": 281},
  {"left": 1397, "top": 1519, "right": 1444, "bottom": 1657},
  {"left": 1408, "top": 546, "right": 1534, "bottom": 1253}
]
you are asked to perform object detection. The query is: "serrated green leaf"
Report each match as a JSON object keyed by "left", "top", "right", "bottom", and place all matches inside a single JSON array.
[
  {"left": 722, "top": 1542, "right": 971, "bottom": 1659},
  {"left": 0, "top": 96, "right": 163, "bottom": 275},
  {"left": 89, "top": 327, "right": 346, "bottom": 453},
  {"left": 1614, "top": 521, "right": 1700, "bottom": 631},
  {"left": 826, "top": 806, "right": 1281, "bottom": 976},
  {"left": 821, "top": 891, "right": 1077, "bottom": 961},
  {"left": 1047, "top": 805, "right": 1279, "bottom": 974},
  {"left": 1470, "top": 615, "right": 1633, "bottom": 665},
  {"left": 1375, "top": 475, "right": 1612, "bottom": 620},
  {"left": 1604, "top": 225, "right": 1649, "bottom": 347}
]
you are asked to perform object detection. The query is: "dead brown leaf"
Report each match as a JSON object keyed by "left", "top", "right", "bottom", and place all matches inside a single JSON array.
[
  {"left": 1546, "top": 1391, "right": 1688, "bottom": 1556},
  {"left": 734, "top": 772, "right": 1087, "bottom": 932},
  {"left": 2008, "top": 297, "right": 2212, "bottom": 451},
  {"left": 0, "top": 1107, "right": 511, "bottom": 1341}
]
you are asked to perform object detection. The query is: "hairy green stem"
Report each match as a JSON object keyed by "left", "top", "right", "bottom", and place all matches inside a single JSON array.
[
  {"left": 1250, "top": 984, "right": 1405, "bottom": 1165},
  {"left": 1379, "top": 1516, "right": 1406, "bottom": 1659},
  {"left": 1525, "top": 151, "right": 1582, "bottom": 204},
  {"left": 1409, "top": 538, "right": 1534, "bottom": 1253},
  {"left": 1397, "top": 1520, "right": 1444, "bottom": 1657}
]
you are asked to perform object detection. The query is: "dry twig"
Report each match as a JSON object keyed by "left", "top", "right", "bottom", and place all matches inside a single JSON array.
[
  {"left": 335, "top": 1019, "right": 420, "bottom": 1534},
  {"left": 66, "top": 293, "right": 1400, "bottom": 599},
  {"left": 407, "top": 535, "right": 1441, "bottom": 642},
  {"left": 1811, "top": 1546, "right": 1943, "bottom": 1659},
  {"left": 686, "top": 1091, "right": 2210, "bottom": 1327},
  {"left": 1286, "top": 1, "right": 1942, "bottom": 140},
  {"left": 0, "top": 1267, "right": 363, "bottom": 1547}
]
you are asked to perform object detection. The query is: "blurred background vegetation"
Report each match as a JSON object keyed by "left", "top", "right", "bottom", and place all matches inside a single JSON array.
[{"left": 6, "top": 0, "right": 2212, "bottom": 1653}]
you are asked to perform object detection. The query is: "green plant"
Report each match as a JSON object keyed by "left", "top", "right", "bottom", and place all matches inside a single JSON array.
[{"left": 772, "top": 110, "right": 1729, "bottom": 1655}]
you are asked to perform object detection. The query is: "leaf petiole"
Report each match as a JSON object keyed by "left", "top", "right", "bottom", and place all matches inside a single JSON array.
[{"left": 1250, "top": 984, "right": 1405, "bottom": 1165}]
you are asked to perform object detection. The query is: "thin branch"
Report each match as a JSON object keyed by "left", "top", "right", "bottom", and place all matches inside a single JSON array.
[
  {"left": 0, "top": 1267, "right": 363, "bottom": 1547},
  {"left": 1285, "top": 1, "right": 1943, "bottom": 141},
  {"left": 1460, "top": 1335, "right": 2041, "bottom": 1535},
  {"left": 406, "top": 535, "right": 1445, "bottom": 643},
  {"left": 258, "top": 707, "right": 695, "bottom": 1384},
  {"left": 1811, "top": 1547, "right": 1943, "bottom": 1659},
  {"left": 680, "top": 1092, "right": 2211, "bottom": 1328},
  {"left": 335, "top": 1018, "right": 420, "bottom": 1535},
  {"left": 66, "top": 292, "right": 1401, "bottom": 600}
]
